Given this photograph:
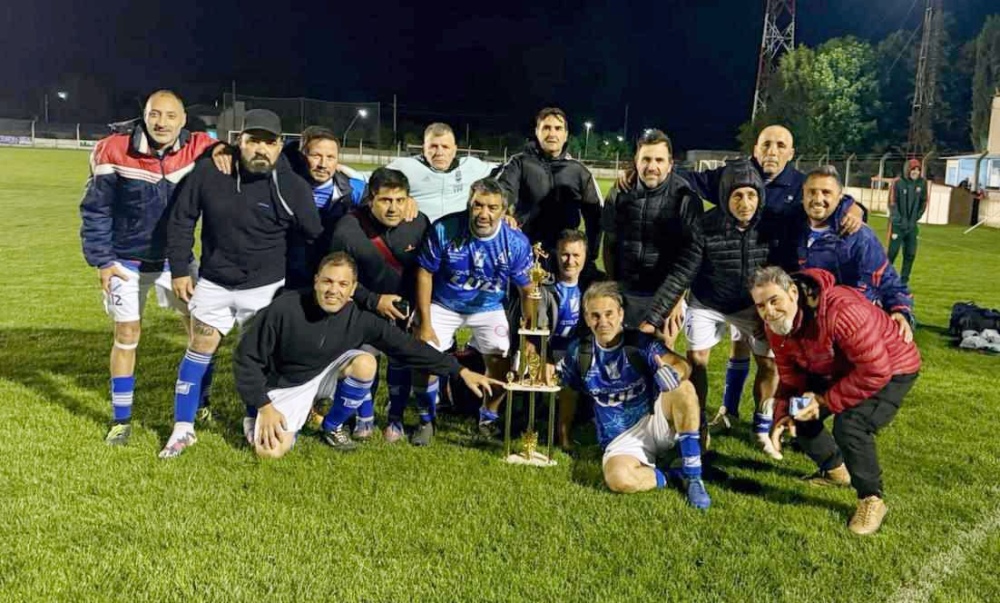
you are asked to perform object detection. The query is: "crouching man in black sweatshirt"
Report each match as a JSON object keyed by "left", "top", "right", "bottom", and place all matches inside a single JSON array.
[{"left": 235, "top": 252, "right": 499, "bottom": 457}]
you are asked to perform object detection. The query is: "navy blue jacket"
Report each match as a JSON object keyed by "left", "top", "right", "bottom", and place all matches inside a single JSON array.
[
  {"left": 792, "top": 197, "right": 914, "bottom": 319},
  {"left": 79, "top": 126, "right": 218, "bottom": 268},
  {"left": 682, "top": 159, "right": 805, "bottom": 221}
]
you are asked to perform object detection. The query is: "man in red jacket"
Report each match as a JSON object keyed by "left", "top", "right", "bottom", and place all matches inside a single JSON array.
[{"left": 749, "top": 266, "right": 921, "bottom": 535}]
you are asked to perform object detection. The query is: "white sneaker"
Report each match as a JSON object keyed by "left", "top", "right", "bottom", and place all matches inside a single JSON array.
[
  {"left": 158, "top": 431, "right": 197, "bottom": 459},
  {"left": 981, "top": 329, "right": 1000, "bottom": 344},
  {"left": 709, "top": 407, "right": 739, "bottom": 432},
  {"left": 754, "top": 432, "right": 783, "bottom": 460},
  {"left": 960, "top": 334, "right": 989, "bottom": 350}
]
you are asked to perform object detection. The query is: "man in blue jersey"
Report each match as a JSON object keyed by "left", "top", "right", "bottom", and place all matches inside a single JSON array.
[
  {"left": 556, "top": 281, "right": 709, "bottom": 508},
  {"left": 415, "top": 178, "right": 534, "bottom": 439}
]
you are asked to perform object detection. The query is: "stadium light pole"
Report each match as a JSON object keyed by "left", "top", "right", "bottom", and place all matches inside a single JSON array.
[
  {"left": 583, "top": 121, "right": 593, "bottom": 160},
  {"left": 343, "top": 108, "right": 368, "bottom": 149}
]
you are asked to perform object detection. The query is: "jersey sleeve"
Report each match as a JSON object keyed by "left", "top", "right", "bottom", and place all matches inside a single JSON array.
[
  {"left": 509, "top": 232, "right": 533, "bottom": 288},
  {"left": 417, "top": 224, "right": 444, "bottom": 274}
]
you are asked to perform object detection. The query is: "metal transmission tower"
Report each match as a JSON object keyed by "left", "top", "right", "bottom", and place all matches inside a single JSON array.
[
  {"left": 907, "top": 0, "right": 942, "bottom": 155},
  {"left": 752, "top": 0, "right": 796, "bottom": 122}
]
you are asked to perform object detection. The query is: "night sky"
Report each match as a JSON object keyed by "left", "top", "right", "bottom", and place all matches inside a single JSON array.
[{"left": 1, "top": 0, "right": 996, "bottom": 149}]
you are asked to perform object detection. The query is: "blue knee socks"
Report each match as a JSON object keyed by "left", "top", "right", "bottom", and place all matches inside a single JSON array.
[
  {"left": 722, "top": 358, "right": 750, "bottom": 417},
  {"left": 174, "top": 349, "right": 213, "bottom": 423},
  {"left": 111, "top": 376, "right": 134, "bottom": 423},
  {"left": 322, "top": 376, "right": 374, "bottom": 431}
]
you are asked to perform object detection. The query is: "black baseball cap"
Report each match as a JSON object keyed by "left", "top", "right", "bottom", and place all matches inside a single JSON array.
[{"left": 241, "top": 109, "right": 282, "bottom": 137}]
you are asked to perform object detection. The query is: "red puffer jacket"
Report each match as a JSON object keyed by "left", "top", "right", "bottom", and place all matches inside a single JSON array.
[{"left": 766, "top": 268, "right": 921, "bottom": 422}]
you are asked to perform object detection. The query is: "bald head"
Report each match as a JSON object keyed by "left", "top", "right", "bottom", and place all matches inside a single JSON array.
[
  {"left": 143, "top": 90, "right": 186, "bottom": 150},
  {"left": 753, "top": 125, "right": 795, "bottom": 178}
]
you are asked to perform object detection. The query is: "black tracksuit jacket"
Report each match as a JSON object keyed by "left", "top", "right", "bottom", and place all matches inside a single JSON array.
[{"left": 166, "top": 155, "right": 322, "bottom": 289}]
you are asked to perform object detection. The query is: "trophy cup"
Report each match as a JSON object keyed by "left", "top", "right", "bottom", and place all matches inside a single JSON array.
[{"left": 502, "top": 243, "right": 560, "bottom": 467}]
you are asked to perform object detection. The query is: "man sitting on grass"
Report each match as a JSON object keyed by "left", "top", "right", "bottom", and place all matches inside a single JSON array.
[
  {"left": 556, "top": 281, "right": 710, "bottom": 509},
  {"left": 234, "top": 252, "right": 498, "bottom": 457}
]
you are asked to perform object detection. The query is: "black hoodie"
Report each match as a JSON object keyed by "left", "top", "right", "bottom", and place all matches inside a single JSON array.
[
  {"left": 166, "top": 153, "right": 322, "bottom": 290},
  {"left": 645, "top": 160, "right": 772, "bottom": 323}
]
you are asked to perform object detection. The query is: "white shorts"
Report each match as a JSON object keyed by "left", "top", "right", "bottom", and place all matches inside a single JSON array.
[
  {"left": 104, "top": 261, "right": 197, "bottom": 323},
  {"left": 602, "top": 395, "right": 676, "bottom": 468},
  {"left": 255, "top": 349, "right": 368, "bottom": 437},
  {"left": 189, "top": 278, "right": 284, "bottom": 336},
  {"left": 684, "top": 296, "right": 773, "bottom": 357},
  {"left": 427, "top": 303, "right": 510, "bottom": 356}
]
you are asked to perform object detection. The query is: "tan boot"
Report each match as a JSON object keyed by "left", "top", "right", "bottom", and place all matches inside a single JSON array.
[
  {"left": 805, "top": 463, "right": 851, "bottom": 487},
  {"left": 849, "top": 495, "right": 887, "bottom": 535}
]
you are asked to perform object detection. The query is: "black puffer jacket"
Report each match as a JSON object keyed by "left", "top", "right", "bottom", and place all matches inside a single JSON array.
[
  {"left": 645, "top": 161, "right": 771, "bottom": 324},
  {"left": 602, "top": 172, "right": 702, "bottom": 296},
  {"left": 495, "top": 141, "right": 603, "bottom": 260}
]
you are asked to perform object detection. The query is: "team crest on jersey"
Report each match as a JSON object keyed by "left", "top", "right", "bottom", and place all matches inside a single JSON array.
[
  {"left": 473, "top": 249, "right": 486, "bottom": 269},
  {"left": 569, "top": 297, "right": 580, "bottom": 313},
  {"left": 604, "top": 358, "right": 621, "bottom": 380},
  {"left": 455, "top": 170, "right": 462, "bottom": 182}
]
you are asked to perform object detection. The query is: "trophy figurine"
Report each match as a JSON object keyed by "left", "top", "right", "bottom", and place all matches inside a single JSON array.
[{"left": 502, "top": 242, "right": 559, "bottom": 467}]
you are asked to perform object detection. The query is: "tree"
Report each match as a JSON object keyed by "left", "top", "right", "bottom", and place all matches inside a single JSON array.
[
  {"left": 970, "top": 15, "right": 1000, "bottom": 151},
  {"left": 738, "top": 37, "right": 881, "bottom": 156}
]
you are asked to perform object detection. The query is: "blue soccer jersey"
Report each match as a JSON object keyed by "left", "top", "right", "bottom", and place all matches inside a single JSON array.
[
  {"left": 556, "top": 335, "right": 667, "bottom": 449},
  {"left": 550, "top": 282, "right": 581, "bottom": 352},
  {"left": 418, "top": 213, "right": 532, "bottom": 314}
]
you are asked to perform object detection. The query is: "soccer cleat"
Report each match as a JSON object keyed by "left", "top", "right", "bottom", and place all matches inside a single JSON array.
[
  {"left": 754, "top": 432, "right": 783, "bottom": 461},
  {"left": 105, "top": 423, "right": 132, "bottom": 446},
  {"left": 321, "top": 425, "right": 358, "bottom": 452},
  {"left": 158, "top": 432, "right": 197, "bottom": 459},
  {"left": 383, "top": 421, "right": 405, "bottom": 444},
  {"left": 477, "top": 419, "right": 501, "bottom": 439},
  {"left": 848, "top": 495, "right": 887, "bottom": 535},
  {"left": 411, "top": 421, "right": 434, "bottom": 446},
  {"left": 353, "top": 418, "right": 375, "bottom": 441},
  {"left": 805, "top": 464, "right": 852, "bottom": 488},
  {"left": 709, "top": 407, "right": 738, "bottom": 432},
  {"left": 685, "top": 478, "right": 712, "bottom": 510}
]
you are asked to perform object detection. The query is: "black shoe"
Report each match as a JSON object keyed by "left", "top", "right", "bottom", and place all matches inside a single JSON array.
[
  {"left": 321, "top": 425, "right": 358, "bottom": 452},
  {"left": 477, "top": 419, "right": 501, "bottom": 439},
  {"left": 411, "top": 421, "right": 434, "bottom": 446}
]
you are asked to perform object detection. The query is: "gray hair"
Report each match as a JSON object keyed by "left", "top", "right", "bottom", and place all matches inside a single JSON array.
[
  {"left": 424, "top": 122, "right": 455, "bottom": 140},
  {"left": 583, "top": 280, "right": 623, "bottom": 312},
  {"left": 804, "top": 165, "right": 843, "bottom": 190},
  {"left": 748, "top": 265, "right": 795, "bottom": 293},
  {"left": 467, "top": 178, "right": 508, "bottom": 207}
]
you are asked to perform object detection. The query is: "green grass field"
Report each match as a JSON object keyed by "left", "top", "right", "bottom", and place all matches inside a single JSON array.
[{"left": 2, "top": 147, "right": 1000, "bottom": 602}]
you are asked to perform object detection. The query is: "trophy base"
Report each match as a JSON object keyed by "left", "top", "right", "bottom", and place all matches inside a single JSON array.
[
  {"left": 503, "top": 383, "right": 561, "bottom": 393},
  {"left": 504, "top": 451, "right": 557, "bottom": 467},
  {"left": 517, "top": 328, "right": 551, "bottom": 336}
]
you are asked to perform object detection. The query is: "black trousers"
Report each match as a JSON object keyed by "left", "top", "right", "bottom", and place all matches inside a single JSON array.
[{"left": 794, "top": 373, "right": 918, "bottom": 499}]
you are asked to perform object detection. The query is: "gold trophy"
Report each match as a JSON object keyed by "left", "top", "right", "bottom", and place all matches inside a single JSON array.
[{"left": 502, "top": 243, "right": 559, "bottom": 467}]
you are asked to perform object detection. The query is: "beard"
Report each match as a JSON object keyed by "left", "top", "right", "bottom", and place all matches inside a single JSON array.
[
  {"left": 769, "top": 315, "right": 795, "bottom": 336},
  {"left": 240, "top": 154, "right": 276, "bottom": 175}
]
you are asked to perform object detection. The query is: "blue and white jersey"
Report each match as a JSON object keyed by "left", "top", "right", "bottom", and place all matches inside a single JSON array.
[
  {"left": 557, "top": 335, "right": 666, "bottom": 449},
  {"left": 418, "top": 213, "right": 532, "bottom": 314},
  {"left": 550, "top": 282, "right": 581, "bottom": 352}
]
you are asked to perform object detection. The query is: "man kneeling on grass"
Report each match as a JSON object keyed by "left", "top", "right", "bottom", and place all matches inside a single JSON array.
[
  {"left": 555, "top": 281, "right": 710, "bottom": 509},
  {"left": 234, "top": 252, "right": 498, "bottom": 458},
  {"left": 750, "top": 266, "right": 920, "bottom": 535}
]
